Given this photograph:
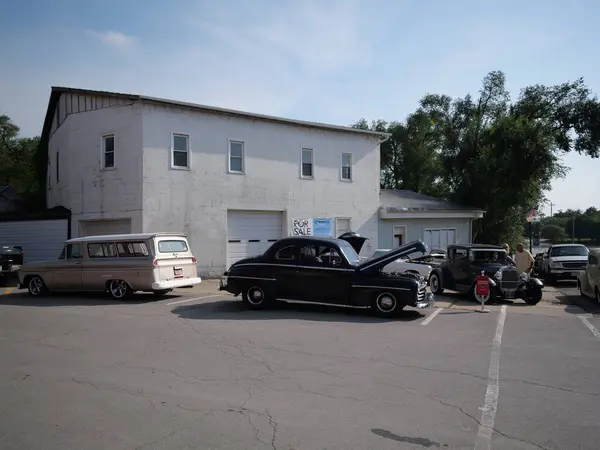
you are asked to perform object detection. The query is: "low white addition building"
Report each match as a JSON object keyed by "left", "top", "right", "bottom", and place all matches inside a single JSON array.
[{"left": 41, "top": 87, "right": 389, "bottom": 276}]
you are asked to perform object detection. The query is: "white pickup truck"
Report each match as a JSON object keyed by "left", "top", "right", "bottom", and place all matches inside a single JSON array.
[{"left": 540, "top": 244, "right": 589, "bottom": 282}]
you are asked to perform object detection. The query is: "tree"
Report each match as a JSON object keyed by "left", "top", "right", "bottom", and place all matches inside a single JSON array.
[
  {"left": 0, "top": 115, "right": 43, "bottom": 210},
  {"left": 540, "top": 224, "right": 567, "bottom": 242},
  {"left": 359, "top": 70, "right": 600, "bottom": 245}
]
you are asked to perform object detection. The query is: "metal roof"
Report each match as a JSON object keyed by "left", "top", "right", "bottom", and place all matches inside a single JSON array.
[
  {"left": 380, "top": 189, "right": 484, "bottom": 212},
  {"left": 66, "top": 232, "right": 186, "bottom": 243},
  {"left": 41, "top": 86, "right": 391, "bottom": 143}
]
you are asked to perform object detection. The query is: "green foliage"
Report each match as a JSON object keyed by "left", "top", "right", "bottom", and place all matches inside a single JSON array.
[
  {"left": 541, "top": 208, "right": 600, "bottom": 244},
  {"left": 0, "top": 115, "right": 44, "bottom": 210},
  {"left": 353, "top": 70, "right": 600, "bottom": 245},
  {"left": 540, "top": 224, "right": 567, "bottom": 242}
]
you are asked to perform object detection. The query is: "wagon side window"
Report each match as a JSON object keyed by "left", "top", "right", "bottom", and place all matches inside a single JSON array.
[
  {"left": 88, "top": 243, "right": 118, "bottom": 258},
  {"left": 116, "top": 241, "right": 150, "bottom": 257},
  {"left": 275, "top": 245, "right": 296, "bottom": 261}
]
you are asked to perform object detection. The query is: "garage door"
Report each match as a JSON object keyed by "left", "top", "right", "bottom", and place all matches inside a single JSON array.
[
  {"left": 227, "top": 210, "right": 283, "bottom": 268},
  {"left": 79, "top": 219, "right": 132, "bottom": 237},
  {"left": 424, "top": 228, "right": 456, "bottom": 250},
  {"left": 0, "top": 219, "right": 68, "bottom": 263}
]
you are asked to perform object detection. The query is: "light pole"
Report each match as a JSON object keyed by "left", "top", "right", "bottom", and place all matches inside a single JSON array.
[
  {"left": 549, "top": 202, "right": 555, "bottom": 217},
  {"left": 572, "top": 215, "right": 575, "bottom": 243}
]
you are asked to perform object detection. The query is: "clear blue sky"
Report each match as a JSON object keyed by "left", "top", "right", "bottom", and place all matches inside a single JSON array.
[{"left": 1, "top": 0, "right": 598, "bottom": 215}]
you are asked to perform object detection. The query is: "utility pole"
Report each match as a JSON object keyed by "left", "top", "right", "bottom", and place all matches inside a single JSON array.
[
  {"left": 549, "top": 202, "right": 555, "bottom": 217},
  {"left": 572, "top": 215, "right": 575, "bottom": 243}
]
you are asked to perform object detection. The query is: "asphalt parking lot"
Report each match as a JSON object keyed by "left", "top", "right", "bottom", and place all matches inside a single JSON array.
[{"left": 1, "top": 282, "right": 599, "bottom": 450}]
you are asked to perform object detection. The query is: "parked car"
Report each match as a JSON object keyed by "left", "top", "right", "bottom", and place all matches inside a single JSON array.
[
  {"left": 577, "top": 249, "right": 600, "bottom": 303},
  {"left": 0, "top": 245, "right": 23, "bottom": 282},
  {"left": 370, "top": 248, "right": 433, "bottom": 280},
  {"left": 538, "top": 244, "right": 589, "bottom": 282},
  {"left": 429, "top": 244, "right": 544, "bottom": 305},
  {"left": 219, "top": 236, "right": 434, "bottom": 317},
  {"left": 18, "top": 233, "right": 202, "bottom": 299}
]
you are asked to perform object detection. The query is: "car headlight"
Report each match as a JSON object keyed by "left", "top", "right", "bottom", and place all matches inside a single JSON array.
[
  {"left": 519, "top": 272, "right": 529, "bottom": 281},
  {"left": 494, "top": 270, "right": 502, "bottom": 280},
  {"left": 549, "top": 261, "right": 558, "bottom": 269}
]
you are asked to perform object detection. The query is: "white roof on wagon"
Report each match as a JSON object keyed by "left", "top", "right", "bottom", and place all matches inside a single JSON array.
[{"left": 65, "top": 232, "right": 186, "bottom": 244}]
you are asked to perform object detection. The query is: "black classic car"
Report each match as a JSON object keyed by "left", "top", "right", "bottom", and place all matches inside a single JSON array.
[
  {"left": 428, "top": 244, "right": 543, "bottom": 305},
  {"left": 219, "top": 234, "right": 434, "bottom": 316},
  {"left": 0, "top": 245, "right": 23, "bottom": 281}
]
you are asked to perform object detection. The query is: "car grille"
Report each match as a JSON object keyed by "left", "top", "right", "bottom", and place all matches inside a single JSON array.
[
  {"left": 417, "top": 283, "right": 427, "bottom": 302},
  {"left": 499, "top": 269, "right": 519, "bottom": 292},
  {"left": 561, "top": 262, "right": 587, "bottom": 269}
]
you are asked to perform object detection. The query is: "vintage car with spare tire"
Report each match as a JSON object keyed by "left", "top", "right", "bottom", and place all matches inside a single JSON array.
[{"left": 218, "top": 234, "right": 434, "bottom": 316}]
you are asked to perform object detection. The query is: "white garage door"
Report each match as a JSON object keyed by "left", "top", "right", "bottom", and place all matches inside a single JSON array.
[
  {"left": 227, "top": 210, "right": 283, "bottom": 268},
  {"left": 0, "top": 219, "right": 68, "bottom": 263},
  {"left": 79, "top": 219, "right": 132, "bottom": 237},
  {"left": 424, "top": 228, "right": 456, "bottom": 250}
]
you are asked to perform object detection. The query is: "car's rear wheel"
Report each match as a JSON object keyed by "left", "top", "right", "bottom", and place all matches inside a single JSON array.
[
  {"left": 242, "top": 285, "right": 270, "bottom": 309},
  {"left": 578, "top": 280, "right": 585, "bottom": 297},
  {"left": 372, "top": 292, "right": 400, "bottom": 317},
  {"left": 108, "top": 279, "right": 132, "bottom": 300},
  {"left": 27, "top": 275, "right": 47, "bottom": 296},
  {"left": 429, "top": 272, "right": 444, "bottom": 295}
]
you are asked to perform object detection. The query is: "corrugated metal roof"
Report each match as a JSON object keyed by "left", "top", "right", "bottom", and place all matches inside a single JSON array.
[
  {"left": 41, "top": 86, "right": 391, "bottom": 143},
  {"left": 380, "top": 189, "right": 484, "bottom": 212}
]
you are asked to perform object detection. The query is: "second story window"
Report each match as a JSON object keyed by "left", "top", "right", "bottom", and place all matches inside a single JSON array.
[
  {"left": 301, "top": 148, "right": 313, "bottom": 178},
  {"left": 228, "top": 140, "right": 245, "bottom": 173},
  {"left": 341, "top": 153, "right": 352, "bottom": 181},
  {"left": 171, "top": 133, "right": 190, "bottom": 169},
  {"left": 103, "top": 134, "right": 115, "bottom": 169}
]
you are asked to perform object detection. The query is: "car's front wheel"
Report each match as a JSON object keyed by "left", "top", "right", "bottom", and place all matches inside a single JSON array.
[
  {"left": 27, "top": 275, "right": 47, "bottom": 296},
  {"left": 523, "top": 286, "right": 542, "bottom": 305},
  {"left": 372, "top": 292, "right": 401, "bottom": 317},
  {"left": 242, "top": 285, "right": 270, "bottom": 309},
  {"left": 429, "top": 272, "right": 444, "bottom": 295}
]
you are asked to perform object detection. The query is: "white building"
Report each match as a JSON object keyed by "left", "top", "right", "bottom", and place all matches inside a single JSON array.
[{"left": 41, "top": 87, "right": 388, "bottom": 276}]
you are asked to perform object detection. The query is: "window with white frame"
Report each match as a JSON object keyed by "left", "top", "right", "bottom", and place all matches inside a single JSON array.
[
  {"left": 335, "top": 217, "right": 351, "bottom": 237},
  {"left": 103, "top": 134, "right": 115, "bottom": 169},
  {"left": 171, "top": 133, "right": 190, "bottom": 169},
  {"left": 229, "top": 140, "right": 244, "bottom": 173},
  {"left": 301, "top": 148, "right": 313, "bottom": 178},
  {"left": 341, "top": 153, "right": 352, "bottom": 180}
]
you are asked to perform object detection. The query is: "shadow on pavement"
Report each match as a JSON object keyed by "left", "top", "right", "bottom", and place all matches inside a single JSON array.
[
  {"left": 171, "top": 299, "right": 426, "bottom": 323},
  {"left": 553, "top": 294, "right": 600, "bottom": 315},
  {"left": 0, "top": 290, "right": 181, "bottom": 307}
]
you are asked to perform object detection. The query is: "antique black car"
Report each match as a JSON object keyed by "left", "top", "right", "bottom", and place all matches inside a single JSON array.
[
  {"left": 428, "top": 244, "right": 544, "bottom": 305},
  {"left": 219, "top": 235, "right": 434, "bottom": 316}
]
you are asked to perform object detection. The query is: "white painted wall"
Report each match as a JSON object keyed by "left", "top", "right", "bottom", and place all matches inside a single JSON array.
[
  {"left": 378, "top": 218, "right": 472, "bottom": 249},
  {"left": 47, "top": 95, "right": 144, "bottom": 236},
  {"left": 141, "top": 102, "right": 380, "bottom": 276}
]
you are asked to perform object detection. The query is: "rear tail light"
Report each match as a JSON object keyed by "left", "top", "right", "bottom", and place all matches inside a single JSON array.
[
  {"left": 153, "top": 258, "right": 159, "bottom": 267},
  {"left": 192, "top": 257, "right": 197, "bottom": 263}
]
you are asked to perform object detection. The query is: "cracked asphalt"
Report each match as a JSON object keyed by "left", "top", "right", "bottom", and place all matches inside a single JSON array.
[{"left": 1, "top": 288, "right": 599, "bottom": 450}]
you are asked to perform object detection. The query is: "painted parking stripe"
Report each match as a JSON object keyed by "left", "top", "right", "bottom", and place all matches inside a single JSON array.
[
  {"left": 578, "top": 315, "right": 600, "bottom": 340},
  {"left": 420, "top": 307, "right": 443, "bottom": 326},
  {"left": 166, "top": 294, "right": 223, "bottom": 306},
  {"left": 474, "top": 304, "right": 507, "bottom": 450}
]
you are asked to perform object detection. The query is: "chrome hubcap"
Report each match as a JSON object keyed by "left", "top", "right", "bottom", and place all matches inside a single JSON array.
[
  {"left": 431, "top": 276, "right": 438, "bottom": 290},
  {"left": 377, "top": 294, "right": 396, "bottom": 312},
  {"left": 248, "top": 287, "right": 264, "bottom": 305}
]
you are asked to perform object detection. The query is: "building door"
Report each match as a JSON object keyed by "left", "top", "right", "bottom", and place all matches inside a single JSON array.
[
  {"left": 335, "top": 218, "right": 351, "bottom": 237},
  {"left": 393, "top": 225, "right": 407, "bottom": 248},
  {"left": 226, "top": 210, "right": 283, "bottom": 268}
]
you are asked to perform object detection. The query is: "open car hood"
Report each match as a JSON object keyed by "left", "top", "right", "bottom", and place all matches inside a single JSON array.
[
  {"left": 357, "top": 240, "right": 429, "bottom": 273},
  {"left": 337, "top": 232, "right": 368, "bottom": 254}
]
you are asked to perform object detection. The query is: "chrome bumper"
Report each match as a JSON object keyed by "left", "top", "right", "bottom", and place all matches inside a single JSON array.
[{"left": 218, "top": 276, "right": 228, "bottom": 290}]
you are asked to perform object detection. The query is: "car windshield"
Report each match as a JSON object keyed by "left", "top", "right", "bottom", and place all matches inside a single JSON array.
[
  {"left": 470, "top": 250, "right": 507, "bottom": 262},
  {"left": 550, "top": 246, "right": 588, "bottom": 257},
  {"left": 339, "top": 242, "right": 360, "bottom": 265}
]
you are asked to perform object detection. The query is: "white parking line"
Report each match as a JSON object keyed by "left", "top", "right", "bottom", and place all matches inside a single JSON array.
[
  {"left": 578, "top": 315, "right": 600, "bottom": 340},
  {"left": 166, "top": 294, "right": 223, "bottom": 306},
  {"left": 420, "top": 307, "right": 443, "bottom": 326},
  {"left": 474, "top": 304, "right": 507, "bottom": 450}
]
